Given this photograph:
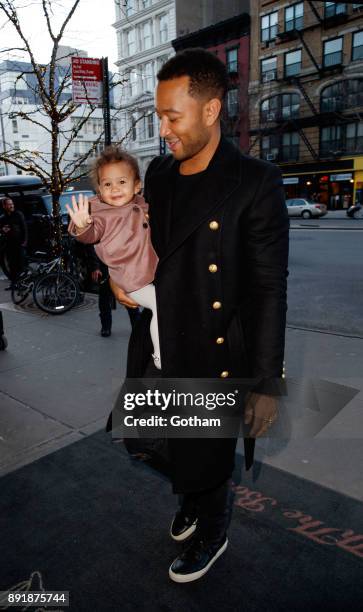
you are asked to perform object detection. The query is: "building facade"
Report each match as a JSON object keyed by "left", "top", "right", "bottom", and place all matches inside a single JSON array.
[
  {"left": 113, "top": 0, "right": 250, "bottom": 175},
  {"left": 249, "top": 1, "right": 363, "bottom": 209},
  {"left": 173, "top": 13, "right": 250, "bottom": 152}
]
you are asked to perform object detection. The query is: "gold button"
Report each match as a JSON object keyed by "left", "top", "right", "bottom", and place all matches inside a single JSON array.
[
  {"left": 209, "top": 221, "right": 219, "bottom": 230},
  {"left": 212, "top": 301, "right": 222, "bottom": 310},
  {"left": 209, "top": 264, "right": 218, "bottom": 273},
  {"left": 282, "top": 373, "right": 285, "bottom": 379},
  {"left": 220, "top": 371, "right": 229, "bottom": 378},
  {"left": 145, "top": 213, "right": 150, "bottom": 220},
  {"left": 216, "top": 337, "right": 224, "bottom": 344}
]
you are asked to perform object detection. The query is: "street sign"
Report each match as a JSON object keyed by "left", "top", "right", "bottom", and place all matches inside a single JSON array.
[{"left": 71, "top": 57, "right": 103, "bottom": 104}]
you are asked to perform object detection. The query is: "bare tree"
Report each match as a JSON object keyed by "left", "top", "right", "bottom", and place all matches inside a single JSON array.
[{"left": 0, "top": 0, "right": 144, "bottom": 254}]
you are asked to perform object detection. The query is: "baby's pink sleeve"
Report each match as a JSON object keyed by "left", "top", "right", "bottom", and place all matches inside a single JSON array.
[{"left": 68, "top": 216, "right": 105, "bottom": 244}]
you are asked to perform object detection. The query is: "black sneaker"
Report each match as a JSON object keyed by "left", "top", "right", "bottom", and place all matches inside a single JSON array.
[
  {"left": 170, "top": 511, "right": 198, "bottom": 542},
  {"left": 101, "top": 327, "right": 111, "bottom": 337},
  {"left": 169, "top": 535, "right": 228, "bottom": 583}
]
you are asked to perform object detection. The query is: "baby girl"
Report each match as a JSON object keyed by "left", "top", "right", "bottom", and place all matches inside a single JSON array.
[{"left": 67, "top": 146, "right": 161, "bottom": 369}]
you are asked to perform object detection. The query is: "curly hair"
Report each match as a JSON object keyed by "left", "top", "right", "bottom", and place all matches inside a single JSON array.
[
  {"left": 157, "top": 48, "right": 228, "bottom": 101},
  {"left": 91, "top": 145, "right": 141, "bottom": 188}
]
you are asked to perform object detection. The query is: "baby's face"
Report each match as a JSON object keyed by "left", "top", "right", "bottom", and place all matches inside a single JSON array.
[{"left": 98, "top": 161, "right": 141, "bottom": 207}]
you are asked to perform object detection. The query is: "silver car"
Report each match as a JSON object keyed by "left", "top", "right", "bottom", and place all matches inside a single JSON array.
[{"left": 286, "top": 198, "right": 328, "bottom": 219}]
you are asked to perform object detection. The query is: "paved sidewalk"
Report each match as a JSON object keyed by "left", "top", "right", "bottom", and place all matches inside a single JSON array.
[{"left": 0, "top": 278, "right": 362, "bottom": 502}]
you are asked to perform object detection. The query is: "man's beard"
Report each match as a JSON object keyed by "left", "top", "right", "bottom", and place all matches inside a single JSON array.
[{"left": 175, "top": 132, "right": 210, "bottom": 162}]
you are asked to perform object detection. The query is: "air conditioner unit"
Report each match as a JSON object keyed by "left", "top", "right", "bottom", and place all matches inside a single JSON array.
[
  {"left": 263, "top": 70, "right": 276, "bottom": 82},
  {"left": 266, "top": 153, "right": 277, "bottom": 161},
  {"left": 267, "top": 112, "right": 276, "bottom": 121}
]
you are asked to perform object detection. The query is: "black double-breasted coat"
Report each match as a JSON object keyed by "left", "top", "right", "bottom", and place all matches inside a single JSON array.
[{"left": 108, "top": 136, "right": 289, "bottom": 494}]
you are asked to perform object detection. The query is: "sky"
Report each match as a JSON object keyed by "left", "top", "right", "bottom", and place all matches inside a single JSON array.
[{"left": 0, "top": 0, "right": 119, "bottom": 69}]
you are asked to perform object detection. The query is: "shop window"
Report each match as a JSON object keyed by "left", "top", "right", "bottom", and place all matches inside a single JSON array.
[
  {"left": 323, "top": 37, "right": 343, "bottom": 68},
  {"left": 285, "top": 3, "right": 304, "bottom": 32},
  {"left": 261, "top": 12, "right": 278, "bottom": 42},
  {"left": 284, "top": 49, "right": 302, "bottom": 78},
  {"left": 261, "top": 57, "right": 277, "bottom": 82},
  {"left": 352, "top": 31, "right": 363, "bottom": 61}
]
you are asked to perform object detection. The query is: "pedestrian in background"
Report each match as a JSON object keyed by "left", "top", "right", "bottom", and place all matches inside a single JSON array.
[{"left": 0, "top": 198, "right": 28, "bottom": 289}]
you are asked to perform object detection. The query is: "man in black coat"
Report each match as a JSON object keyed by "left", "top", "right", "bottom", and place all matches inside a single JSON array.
[
  {"left": 109, "top": 49, "right": 289, "bottom": 583},
  {"left": 0, "top": 198, "right": 28, "bottom": 288}
]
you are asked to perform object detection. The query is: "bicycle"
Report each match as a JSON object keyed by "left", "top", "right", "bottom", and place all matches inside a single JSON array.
[{"left": 11, "top": 256, "right": 80, "bottom": 315}]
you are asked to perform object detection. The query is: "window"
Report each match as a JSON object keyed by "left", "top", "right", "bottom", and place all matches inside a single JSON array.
[
  {"left": 227, "top": 89, "right": 239, "bottom": 117},
  {"left": 321, "top": 79, "right": 363, "bottom": 112},
  {"left": 126, "top": 29, "right": 136, "bottom": 56},
  {"left": 323, "top": 37, "right": 343, "bottom": 68},
  {"left": 261, "top": 96, "right": 279, "bottom": 122},
  {"left": 12, "top": 119, "right": 18, "bottom": 133},
  {"left": 285, "top": 2, "right": 304, "bottom": 32},
  {"left": 261, "top": 134, "right": 279, "bottom": 160},
  {"left": 141, "top": 0, "right": 152, "bottom": 8},
  {"left": 352, "top": 31, "right": 363, "bottom": 61},
  {"left": 141, "top": 62, "right": 154, "bottom": 92},
  {"left": 282, "top": 93, "right": 300, "bottom": 119},
  {"left": 345, "top": 122, "right": 363, "bottom": 152},
  {"left": 130, "top": 113, "right": 137, "bottom": 142},
  {"left": 281, "top": 132, "right": 299, "bottom": 161},
  {"left": 226, "top": 48, "right": 238, "bottom": 73},
  {"left": 261, "top": 12, "right": 278, "bottom": 42},
  {"left": 146, "top": 112, "right": 154, "bottom": 138},
  {"left": 261, "top": 56, "right": 277, "bottom": 82},
  {"left": 285, "top": 49, "right": 302, "bottom": 77},
  {"left": 353, "top": 4, "right": 363, "bottom": 9},
  {"left": 129, "top": 69, "right": 138, "bottom": 96},
  {"left": 324, "top": 3, "right": 347, "bottom": 19},
  {"left": 142, "top": 21, "right": 152, "bottom": 50},
  {"left": 261, "top": 93, "right": 300, "bottom": 122},
  {"left": 320, "top": 125, "right": 343, "bottom": 155},
  {"left": 159, "top": 14, "right": 168, "bottom": 43},
  {"left": 261, "top": 132, "right": 299, "bottom": 161},
  {"left": 126, "top": 0, "right": 135, "bottom": 17}
]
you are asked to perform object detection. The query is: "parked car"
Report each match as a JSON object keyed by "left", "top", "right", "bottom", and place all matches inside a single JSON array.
[
  {"left": 285, "top": 198, "right": 328, "bottom": 219},
  {"left": 0, "top": 175, "right": 94, "bottom": 255},
  {"left": 346, "top": 203, "right": 363, "bottom": 219}
]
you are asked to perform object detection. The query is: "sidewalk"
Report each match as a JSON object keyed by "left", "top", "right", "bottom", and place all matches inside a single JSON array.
[{"left": 0, "top": 277, "right": 362, "bottom": 502}]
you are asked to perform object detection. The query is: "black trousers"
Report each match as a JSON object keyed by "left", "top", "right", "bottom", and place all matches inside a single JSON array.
[
  {"left": 98, "top": 279, "right": 140, "bottom": 330},
  {"left": 143, "top": 360, "right": 234, "bottom": 543},
  {"left": 179, "top": 478, "right": 234, "bottom": 543}
]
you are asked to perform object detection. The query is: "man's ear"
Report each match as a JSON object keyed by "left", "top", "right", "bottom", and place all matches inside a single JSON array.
[{"left": 204, "top": 98, "right": 222, "bottom": 127}]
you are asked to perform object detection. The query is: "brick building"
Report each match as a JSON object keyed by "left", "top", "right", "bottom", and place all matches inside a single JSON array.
[
  {"left": 173, "top": 13, "right": 250, "bottom": 152},
  {"left": 249, "top": 1, "right": 363, "bottom": 209}
]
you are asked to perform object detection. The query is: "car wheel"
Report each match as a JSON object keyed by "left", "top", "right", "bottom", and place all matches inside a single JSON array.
[{"left": 302, "top": 210, "right": 312, "bottom": 219}]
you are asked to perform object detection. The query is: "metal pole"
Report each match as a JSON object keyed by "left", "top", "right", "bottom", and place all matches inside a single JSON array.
[{"left": 102, "top": 57, "right": 111, "bottom": 147}]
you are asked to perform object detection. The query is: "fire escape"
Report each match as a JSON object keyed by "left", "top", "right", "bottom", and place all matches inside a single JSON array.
[{"left": 253, "top": 1, "right": 352, "bottom": 163}]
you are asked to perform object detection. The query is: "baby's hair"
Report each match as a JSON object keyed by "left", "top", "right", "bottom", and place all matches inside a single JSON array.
[{"left": 91, "top": 145, "right": 141, "bottom": 188}]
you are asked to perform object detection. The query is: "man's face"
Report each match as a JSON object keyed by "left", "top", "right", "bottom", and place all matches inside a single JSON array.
[
  {"left": 3, "top": 199, "right": 14, "bottom": 213},
  {"left": 155, "top": 76, "right": 212, "bottom": 161}
]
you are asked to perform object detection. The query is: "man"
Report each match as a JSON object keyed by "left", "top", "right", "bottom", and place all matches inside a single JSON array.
[
  {"left": 108, "top": 49, "right": 289, "bottom": 583},
  {"left": 0, "top": 198, "right": 28, "bottom": 289}
]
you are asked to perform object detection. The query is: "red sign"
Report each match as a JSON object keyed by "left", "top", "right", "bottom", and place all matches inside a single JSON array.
[{"left": 71, "top": 57, "right": 103, "bottom": 104}]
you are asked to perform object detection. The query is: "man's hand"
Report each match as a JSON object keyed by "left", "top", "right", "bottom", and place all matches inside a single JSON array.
[
  {"left": 65, "top": 194, "right": 92, "bottom": 230},
  {"left": 244, "top": 391, "right": 278, "bottom": 437},
  {"left": 92, "top": 269, "right": 103, "bottom": 283},
  {"left": 109, "top": 277, "right": 139, "bottom": 308}
]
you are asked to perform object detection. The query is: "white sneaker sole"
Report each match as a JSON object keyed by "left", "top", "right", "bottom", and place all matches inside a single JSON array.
[
  {"left": 168, "top": 538, "right": 228, "bottom": 583},
  {"left": 170, "top": 519, "right": 197, "bottom": 542}
]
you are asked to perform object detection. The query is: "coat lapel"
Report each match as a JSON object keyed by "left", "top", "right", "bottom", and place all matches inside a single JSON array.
[{"left": 151, "top": 136, "right": 242, "bottom": 267}]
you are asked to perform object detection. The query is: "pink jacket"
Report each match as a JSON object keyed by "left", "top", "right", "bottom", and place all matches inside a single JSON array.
[{"left": 68, "top": 194, "right": 159, "bottom": 293}]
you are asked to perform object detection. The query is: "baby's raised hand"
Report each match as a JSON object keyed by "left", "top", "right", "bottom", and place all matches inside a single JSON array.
[{"left": 65, "top": 194, "right": 92, "bottom": 229}]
